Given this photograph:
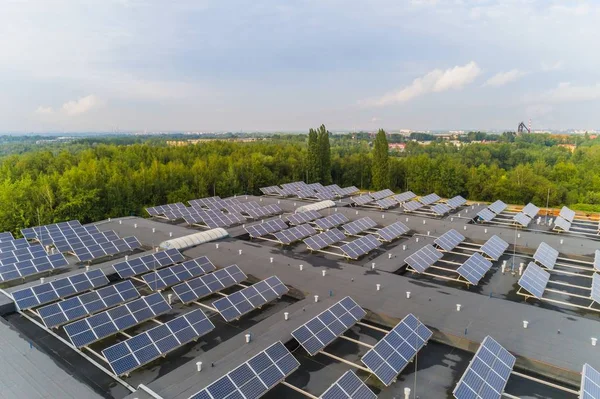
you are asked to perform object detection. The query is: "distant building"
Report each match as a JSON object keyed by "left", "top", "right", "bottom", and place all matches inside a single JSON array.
[{"left": 388, "top": 143, "right": 406, "bottom": 152}]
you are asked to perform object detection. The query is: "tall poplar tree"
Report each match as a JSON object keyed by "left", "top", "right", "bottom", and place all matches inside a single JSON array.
[
  {"left": 317, "top": 124, "right": 332, "bottom": 184},
  {"left": 307, "top": 128, "right": 320, "bottom": 182},
  {"left": 372, "top": 129, "right": 389, "bottom": 190}
]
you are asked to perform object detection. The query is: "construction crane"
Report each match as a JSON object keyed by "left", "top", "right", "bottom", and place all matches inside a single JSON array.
[{"left": 518, "top": 121, "right": 531, "bottom": 134}]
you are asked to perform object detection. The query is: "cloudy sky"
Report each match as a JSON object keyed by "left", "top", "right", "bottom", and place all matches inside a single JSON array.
[{"left": 1, "top": 0, "right": 599, "bottom": 132}]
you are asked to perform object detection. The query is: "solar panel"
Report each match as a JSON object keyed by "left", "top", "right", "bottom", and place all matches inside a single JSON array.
[
  {"left": 362, "top": 314, "right": 432, "bottom": 386},
  {"left": 103, "top": 308, "right": 215, "bottom": 376},
  {"left": 145, "top": 202, "right": 187, "bottom": 217},
  {"left": 0, "top": 244, "right": 47, "bottom": 266},
  {"left": 282, "top": 181, "right": 307, "bottom": 190},
  {"left": 591, "top": 274, "right": 600, "bottom": 305},
  {"left": 21, "top": 220, "right": 82, "bottom": 240},
  {"left": 0, "top": 231, "right": 14, "bottom": 242},
  {"left": 260, "top": 186, "right": 280, "bottom": 195},
  {"left": 304, "top": 229, "right": 346, "bottom": 251},
  {"left": 190, "top": 209, "right": 245, "bottom": 228},
  {"left": 432, "top": 203, "right": 451, "bottom": 216},
  {"left": 403, "top": 200, "right": 423, "bottom": 212},
  {"left": 213, "top": 276, "right": 288, "bottom": 321},
  {"left": 370, "top": 189, "right": 394, "bottom": 200},
  {"left": 480, "top": 235, "right": 508, "bottom": 261},
  {"left": 522, "top": 203, "right": 540, "bottom": 218},
  {"left": 457, "top": 253, "right": 493, "bottom": 285},
  {"left": 38, "top": 280, "right": 140, "bottom": 328},
  {"left": 376, "top": 198, "right": 397, "bottom": 209},
  {"left": 518, "top": 262, "right": 550, "bottom": 299},
  {"left": 595, "top": 250, "right": 600, "bottom": 272},
  {"left": 292, "top": 296, "right": 366, "bottom": 356},
  {"left": 447, "top": 195, "right": 467, "bottom": 209},
  {"left": 404, "top": 244, "right": 443, "bottom": 273},
  {"left": 453, "top": 336, "right": 516, "bottom": 399},
  {"left": 477, "top": 208, "right": 496, "bottom": 222},
  {"left": 189, "top": 341, "right": 300, "bottom": 399},
  {"left": 533, "top": 242, "right": 558, "bottom": 270},
  {"left": 581, "top": 363, "right": 600, "bottom": 399},
  {"left": 341, "top": 217, "right": 377, "bottom": 235},
  {"left": 189, "top": 196, "right": 222, "bottom": 209},
  {"left": 113, "top": 249, "right": 185, "bottom": 278},
  {"left": 352, "top": 194, "right": 374, "bottom": 206},
  {"left": 72, "top": 236, "right": 142, "bottom": 262},
  {"left": 559, "top": 206, "right": 576, "bottom": 222},
  {"left": 0, "top": 253, "right": 68, "bottom": 282},
  {"left": 53, "top": 230, "right": 121, "bottom": 253},
  {"left": 172, "top": 264, "right": 247, "bottom": 304},
  {"left": 245, "top": 219, "right": 288, "bottom": 238},
  {"left": 12, "top": 269, "right": 109, "bottom": 310},
  {"left": 64, "top": 292, "right": 172, "bottom": 348},
  {"left": 419, "top": 193, "right": 441, "bottom": 205},
  {"left": 392, "top": 191, "right": 416, "bottom": 203},
  {"left": 320, "top": 370, "right": 377, "bottom": 399},
  {"left": 553, "top": 216, "right": 571, "bottom": 232},
  {"left": 340, "top": 234, "right": 381, "bottom": 259},
  {"left": 434, "top": 229, "right": 465, "bottom": 251},
  {"left": 25, "top": 224, "right": 102, "bottom": 246},
  {"left": 513, "top": 212, "right": 532, "bottom": 227},
  {"left": 0, "top": 238, "right": 30, "bottom": 253},
  {"left": 314, "top": 213, "right": 350, "bottom": 230},
  {"left": 377, "top": 221, "right": 409, "bottom": 242},
  {"left": 287, "top": 210, "right": 322, "bottom": 225},
  {"left": 263, "top": 204, "right": 283, "bottom": 215},
  {"left": 142, "top": 256, "right": 216, "bottom": 291},
  {"left": 273, "top": 224, "right": 317, "bottom": 245},
  {"left": 488, "top": 200, "right": 507, "bottom": 214},
  {"left": 339, "top": 186, "right": 359, "bottom": 196}
]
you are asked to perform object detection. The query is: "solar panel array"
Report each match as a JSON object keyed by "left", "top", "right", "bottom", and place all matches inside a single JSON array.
[
  {"left": 392, "top": 191, "right": 416, "bottom": 203},
  {"left": 53, "top": 230, "right": 120, "bottom": 253},
  {"left": 314, "top": 213, "right": 349, "bottom": 230},
  {"left": 21, "top": 220, "right": 82, "bottom": 240},
  {"left": 522, "top": 203, "right": 540, "bottom": 218},
  {"left": 370, "top": 189, "right": 394, "bottom": 200},
  {"left": 64, "top": 292, "right": 172, "bottom": 347},
  {"left": 320, "top": 371, "right": 377, "bottom": 399},
  {"left": 553, "top": 216, "right": 571, "bottom": 232},
  {"left": 533, "top": 242, "right": 558, "bottom": 270},
  {"left": 342, "top": 217, "right": 377, "bottom": 235},
  {"left": 513, "top": 212, "right": 532, "bottom": 227},
  {"left": 73, "top": 236, "right": 142, "bottom": 262},
  {"left": 38, "top": 281, "right": 139, "bottom": 328},
  {"left": 340, "top": 234, "right": 381, "bottom": 259},
  {"left": 488, "top": 200, "right": 507, "bottom": 214},
  {"left": 419, "top": 193, "right": 441, "bottom": 205},
  {"left": 12, "top": 269, "right": 109, "bottom": 310},
  {"left": 457, "top": 253, "right": 493, "bottom": 285},
  {"left": 352, "top": 194, "right": 374, "bottom": 206},
  {"left": 292, "top": 297, "right": 366, "bottom": 356},
  {"left": 434, "top": 229, "right": 465, "bottom": 251},
  {"left": 29, "top": 224, "right": 101, "bottom": 246},
  {"left": 581, "top": 363, "right": 600, "bottom": 399},
  {"left": 189, "top": 341, "right": 300, "bottom": 399},
  {"left": 559, "top": 206, "right": 576, "bottom": 222},
  {"left": 142, "top": 256, "right": 216, "bottom": 291},
  {"left": 453, "top": 336, "right": 516, "bottom": 399},
  {"left": 189, "top": 196, "right": 222, "bottom": 209},
  {"left": 405, "top": 244, "right": 443, "bottom": 273},
  {"left": 403, "top": 200, "right": 423, "bottom": 212},
  {"left": 0, "top": 244, "right": 47, "bottom": 266},
  {"left": 0, "top": 231, "right": 14, "bottom": 242},
  {"left": 518, "top": 262, "right": 550, "bottom": 299},
  {"left": 103, "top": 309, "right": 215, "bottom": 376},
  {"left": 432, "top": 203, "right": 452, "bottom": 216},
  {"left": 362, "top": 314, "right": 433, "bottom": 386},
  {"left": 172, "top": 264, "right": 247, "bottom": 304},
  {"left": 113, "top": 249, "right": 185, "bottom": 278},
  {"left": 213, "top": 276, "right": 288, "bottom": 321},
  {"left": 0, "top": 253, "right": 69, "bottom": 283},
  {"left": 595, "top": 250, "right": 600, "bottom": 272},
  {"left": 184, "top": 209, "right": 245, "bottom": 228},
  {"left": 0, "top": 238, "right": 31, "bottom": 252},
  {"left": 245, "top": 219, "right": 288, "bottom": 238},
  {"left": 591, "top": 274, "right": 600, "bottom": 305},
  {"left": 260, "top": 186, "right": 283, "bottom": 196},
  {"left": 304, "top": 229, "right": 346, "bottom": 251},
  {"left": 377, "top": 221, "right": 410, "bottom": 241},
  {"left": 287, "top": 210, "right": 321, "bottom": 225},
  {"left": 447, "top": 195, "right": 467, "bottom": 209},
  {"left": 339, "top": 186, "right": 360, "bottom": 196},
  {"left": 273, "top": 224, "right": 317, "bottom": 245},
  {"left": 480, "top": 236, "right": 509, "bottom": 261},
  {"left": 375, "top": 198, "right": 397, "bottom": 210},
  {"left": 477, "top": 208, "right": 496, "bottom": 222},
  {"left": 146, "top": 202, "right": 186, "bottom": 217}
]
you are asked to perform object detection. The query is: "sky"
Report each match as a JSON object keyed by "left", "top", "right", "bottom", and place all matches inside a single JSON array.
[{"left": 1, "top": 0, "right": 599, "bottom": 132}]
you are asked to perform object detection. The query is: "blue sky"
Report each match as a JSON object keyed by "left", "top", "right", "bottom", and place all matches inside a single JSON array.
[{"left": 1, "top": 0, "right": 599, "bottom": 132}]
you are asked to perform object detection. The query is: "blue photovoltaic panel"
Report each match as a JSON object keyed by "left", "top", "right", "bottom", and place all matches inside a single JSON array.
[
  {"left": 212, "top": 276, "right": 288, "bottom": 321},
  {"left": 304, "top": 229, "right": 346, "bottom": 251},
  {"left": 0, "top": 244, "right": 47, "bottom": 266},
  {"left": 477, "top": 208, "right": 496, "bottom": 222},
  {"left": 376, "top": 198, "right": 397, "bottom": 210},
  {"left": 273, "top": 224, "right": 317, "bottom": 245},
  {"left": 513, "top": 212, "right": 532, "bottom": 227},
  {"left": 113, "top": 248, "right": 185, "bottom": 278},
  {"left": 286, "top": 210, "right": 321, "bottom": 225},
  {"left": 559, "top": 206, "right": 576, "bottom": 222},
  {"left": 320, "top": 370, "right": 377, "bottom": 399},
  {"left": 392, "top": 191, "right": 416, "bottom": 204},
  {"left": 419, "top": 193, "right": 441, "bottom": 205},
  {"left": 488, "top": 200, "right": 507, "bottom": 214},
  {"left": 72, "top": 236, "right": 142, "bottom": 262},
  {"left": 370, "top": 189, "right": 394, "bottom": 200},
  {"left": 342, "top": 217, "right": 377, "bottom": 235},
  {"left": 362, "top": 314, "right": 432, "bottom": 386},
  {"left": 339, "top": 234, "right": 381, "bottom": 259},
  {"left": 533, "top": 242, "right": 558, "bottom": 270},
  {"left": 352, "top": 194, "right": 374, "bottom": 206},
  {"left": 172, "top": 264, "right": 247, "bottom": 304},
  {"left": 0, "top": 231, "right": 14, "bottom": 242},
  {"left": 518, "top": 262, "right": 550, "bottom": 299},
  {"left": 314, "top": 213, "right": 349, "bottom": 230},
  {"left": 245, "top": 219, "right": 288, "bottom": 238},
  {"left": 404, "top": 244, "right": 443, "bottom": 273},
  {"left": 146, "top": 202, "right": 186, "bottom": 216},
  {"left": 292, "top": 297, "right": 366, "bottom": 356},
  {"left": 403, "top": 200, "right": 423, "bottom": 212},
  {"left": 38, "top": 280, "right": 140, "bottom": 328},
  {"left": 64, "top": 292, "right": 172, "bottom": 347},
  {"left": 142, "top": 256, "right": 216, "bottom": 291},
  {"left": 457, "top": 253, "right": 493, "bottom": 285},
  {"left": 339, "top": 186, "right": 359, "bottom": 196},
  {"left": 21, "top": 220, "right": 82, "bottom": 240},
  {"left": 434, "top": 229, "right": 465, "bottom": 251},
  {"left": 260, "top": 186, "right": 282, "bottom": 195},
  {"left": 431, "top": 203, "right": 451, "bottom": 216},
  {"left": 522, "top": 203, "right": 540, "bottom": 218},
  {"left": 447, "top": 195, "right": 467, "bottom": 209},
  {"left": 189, "top": 341, "right": 300, "bottom": 399},
  {"left": 0, "top": 253, "right": 68, "bottom": 283},
  {"left": 453, "top": 336, "right": 515, "bottom": 399},
  {"left": 53, "top": 230, "right": 121, "bottom": 253},
  {"left": 12, "top": 269, "right": 109, "bottom": 310},
  {"left": 103, "top": 309, "right": 215, "bottom": 376},
  {"left": 480, "top": 236, "right": 508, "bottom": 261},
  {"left": 189, "top": 196, "right": 222, "bottom": 209},
  {"left": 581, "top": 363, "right": 600, "bottom": 399},
  {"left": 377, "top": 222, "right": 409, "bottom": 242},
  {"left": 591, "top": 274, "right": 600, "bottom": 305},
  {"left": 0, "top": 238, "right": 30, "bottom": 253}
]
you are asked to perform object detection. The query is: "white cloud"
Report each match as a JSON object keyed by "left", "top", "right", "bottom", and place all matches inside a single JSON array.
[
  {"left": 541, "top": 82, "right": 600, "bottom": 103},
  {"left": 61, "top": 95, "right": 103, "bottom": 115},
  {"left": 35, "top": 106, "right": 54, "bottom": 115},
  {"left": 365, "top": 61, "right": 481, "bottom": 106},
  {"left": 541, "top": 61, "right": 564, "bottom": 72},
  {"left": 483, "top": 69, "right": 527, "bottom": 87}
]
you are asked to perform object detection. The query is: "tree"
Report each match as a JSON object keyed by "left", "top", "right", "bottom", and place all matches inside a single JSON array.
[
  {"left": 307, "top": 128, "right": 320, "bottom": 182},
  {"left": 317, "top": 124, "right": 332, "bottom": 184},
  {"left": 371, "top": 129, "right": 389, "bottom": 190}
]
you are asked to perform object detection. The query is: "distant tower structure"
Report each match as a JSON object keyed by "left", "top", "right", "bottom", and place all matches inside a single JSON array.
[
  {"left": 517, "top": 121, "right": 531, "bottom": 135},
  {"left": 529, "top": 119, "right": 532, "bottom": 133}
]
